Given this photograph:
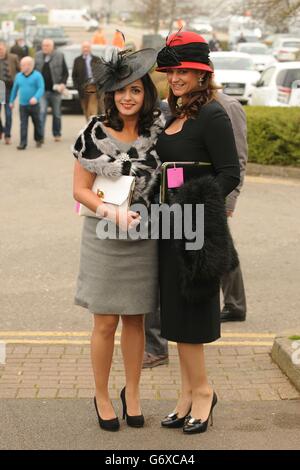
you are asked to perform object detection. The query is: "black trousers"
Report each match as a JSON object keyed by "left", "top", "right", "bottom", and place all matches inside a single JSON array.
[
  {"left": 19, "top": 103, "right": 42, "bottom": 147},
  {"left": 221, "top": 263, "right": 247, "bottom": 315}
]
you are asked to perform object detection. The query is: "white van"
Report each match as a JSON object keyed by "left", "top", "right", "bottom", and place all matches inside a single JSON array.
[{"left": 48, "top": 9, "right": 98, "bottom": 32}]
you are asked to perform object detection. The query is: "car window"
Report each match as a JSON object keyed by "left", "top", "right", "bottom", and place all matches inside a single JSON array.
[
  {"left": 276, "top": 69, "right": 300, "bottom": 88},
  {"left": 239, "top": 45, "right": 268, "bottom": 54},
  {"left": 282, "top": 41, "right": 300, "bottom": 48},
  {"left": 192, "top": 16, "right": 210, "bottom": 23},
  {"left": 39, "top": 28, "right": 65, "bottom": 37},
  {"left": 211, "top": 57, "right": 254, "bottom": 70},
  {"left": 258, "top": 67, "right": 276, "bottom": 86}
]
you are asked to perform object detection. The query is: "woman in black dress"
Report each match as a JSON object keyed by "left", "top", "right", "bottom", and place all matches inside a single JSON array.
[{"left": 156, "top": 31, "right": 240, "bottom": 434}]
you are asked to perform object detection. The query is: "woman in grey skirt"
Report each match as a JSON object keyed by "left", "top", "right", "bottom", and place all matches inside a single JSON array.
[{"left": 72, "top": 48, "right": 164, "bottom": 431}]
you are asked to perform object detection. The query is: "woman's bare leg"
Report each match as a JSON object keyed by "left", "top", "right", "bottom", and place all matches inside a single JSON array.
[
  {"left": 121, "top": 314, "right": 145, "bottom": 416},
  {"left": 177, "top": 343, "right": 213, "bottom": 421},
  {"left": 91, "top": 314, "right": 119, "bottom": 419},
  {"left": 173, "top": 344, "right": 193, "bottom": 417}
]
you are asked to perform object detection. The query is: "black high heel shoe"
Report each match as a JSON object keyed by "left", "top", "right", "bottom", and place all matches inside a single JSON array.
[
  {"left": 161, "top": 407, "right": 191, "bottom": 428},
  {"left": 183, "top": 392, "right": 218, "bottom": 434},
  {"left": 120, "top": 387, "right": 145, "bottom": 428},
  {"left": 93, "top": 396, "right": 120, "bottom": 432}
]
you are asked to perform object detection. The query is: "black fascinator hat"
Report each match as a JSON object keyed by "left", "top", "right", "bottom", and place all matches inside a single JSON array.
[{"left": 92, "top": 48, "right": 158, "bottom": 92}]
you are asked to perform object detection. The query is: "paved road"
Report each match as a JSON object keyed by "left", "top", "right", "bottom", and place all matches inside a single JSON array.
[
  {"left": 1, "top": 399, "right": 299, "bottom": 450},
  {"left": 0, "top": 113, "right": 299, "bottom": 335}
]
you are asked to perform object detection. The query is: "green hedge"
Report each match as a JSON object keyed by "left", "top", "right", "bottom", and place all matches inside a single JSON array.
[
  {"left": 245, "top": 106, "right": 300, "bottom": 167},
  {"left": 145, "top": 83, "right": 300, "bottom": 167}
]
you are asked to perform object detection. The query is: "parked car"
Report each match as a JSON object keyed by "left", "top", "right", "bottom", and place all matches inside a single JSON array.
[
  {"left": 188, "top": 16, "right": 213, "bottom": 34},
  {"left": 263, "top": 33, "right": 295, "bottom": 47},
  {"left": 211, "top": 51, "right": 261, "bottom": 104},
  {"left": 250, "top": 61, "right": 300, "bottom": 106},
  {"left": 236, "top": 42, "right": 275, "bottom": 72},
  {"left": 32, "top": 26, "right": 69, "bottom": 50},
  {"left": 272, "top": 37, "right": 300, "bottom": 62},
  {"left": 119, "top": 11, "right": 133, "bottom": 23},
  {"left": 58, "top": 44, "right": 119, "bottom": 111},
  {"left": 16, "top": 12, "right": 37, "bottom": 26},
  {"left": 31, "top": 4, "right": 49, "bottom": 14}
]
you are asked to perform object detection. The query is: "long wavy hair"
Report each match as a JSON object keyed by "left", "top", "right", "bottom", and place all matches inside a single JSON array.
[
  {"left": 102, "top": 74, "right": 160, "bottom": 136},
  {"left": 168, "top": 70, "right": 220, "bottom": 119}
]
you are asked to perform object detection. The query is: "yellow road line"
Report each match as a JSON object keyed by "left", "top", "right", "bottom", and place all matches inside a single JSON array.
[
  {"left": 215, "top": 341, "right": 272, "bottom": 346},
  {"left": 0, "top": 339, "right": 273, "bottom": 346},
  {"left": 0, "top": 331, "right": 276, "bottom": 339},
  {"left": 0, "top": 331, "right": 91, "bottom": 337},
  {"left": 222, "top": 333, "right": 275, "bottom": 338}
]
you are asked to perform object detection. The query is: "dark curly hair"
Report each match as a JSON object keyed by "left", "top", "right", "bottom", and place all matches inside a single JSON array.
[
  {"left": 102, "top": 74, "right": 161, "bottom": 136},
  {"left": 168, "top": 70, "right": 220, "bottom": 119}
]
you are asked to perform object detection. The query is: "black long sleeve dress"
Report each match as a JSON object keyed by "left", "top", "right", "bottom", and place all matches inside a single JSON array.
[{"left": 156, "top": 99, "right": 240, "bottom": 344}]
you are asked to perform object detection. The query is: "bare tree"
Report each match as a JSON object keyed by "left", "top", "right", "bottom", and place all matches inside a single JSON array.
[
  {"left": 134, "top": 0, "right": 199, "bottom": 33},
  {"left": 133, "top": 0, "right": 166, "bottom": 32},
  {"left": 245, "top": 0, "right": 300, "bottom": 31}
]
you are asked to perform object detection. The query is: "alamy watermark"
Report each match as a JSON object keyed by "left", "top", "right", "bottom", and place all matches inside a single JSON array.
[{"left": 95, "top": 203, "right": 204, "bottom": 251}]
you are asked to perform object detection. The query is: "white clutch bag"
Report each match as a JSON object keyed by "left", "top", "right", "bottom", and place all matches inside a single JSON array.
[{"left": 77, "top": 174, "right": 135, "bottom": 217}]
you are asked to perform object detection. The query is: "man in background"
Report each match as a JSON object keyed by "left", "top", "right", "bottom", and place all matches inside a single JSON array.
[
  {"left": 35, "top": 39, "right": 68, "bottom": 142},
  {"left": 9, "top": 56, "right": 44, "bottom": 150},
  {"left": 0, "top": 41, "right": 19, "bottom": 144},
  {"left": 218, "top": 91, "right": 247, "bottom": 323},
  {"left": 72, "top": 41, "right": 102, "bottom": 120},
  {"left": 10, "top": 38, "right": 29, "bottom": 60}
]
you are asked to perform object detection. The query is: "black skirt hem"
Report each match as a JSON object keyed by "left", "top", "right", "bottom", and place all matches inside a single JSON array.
[{"left": 161, "top": 332, "right": 221, "bottom": 345}]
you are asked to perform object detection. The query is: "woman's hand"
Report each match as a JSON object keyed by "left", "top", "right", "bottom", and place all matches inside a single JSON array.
[{"left": 115, "top": 208, "right": 141, "bottom": 232}]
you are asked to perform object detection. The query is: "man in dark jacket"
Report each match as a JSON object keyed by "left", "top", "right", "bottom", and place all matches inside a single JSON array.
[
  {"left": 10, "top": 38, "right": 29, "bottom": 60},
  {"left": 72, "top": 41, "right": 102, "bottom": 120},
  {"left": 35, "top": 38, "right": 68, "bottom": 142},
  {"left": 0, "top": 41, "right": 19, "bottom": 144},
  {"left": 218, "top": 92, "right": 247, "bottom": 323},
  {"left": 208, "top": 33, "right": 222, "bottom": 52}
]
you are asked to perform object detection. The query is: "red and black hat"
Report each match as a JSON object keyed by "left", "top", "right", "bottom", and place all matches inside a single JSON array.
[{"left": 156, "top": 31, "right": 213, "bottom": 73}]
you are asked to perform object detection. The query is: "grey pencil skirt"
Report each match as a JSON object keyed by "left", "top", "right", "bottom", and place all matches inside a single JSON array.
[{"left": 74, "top": 216, "right": 159, "bottom": 315}]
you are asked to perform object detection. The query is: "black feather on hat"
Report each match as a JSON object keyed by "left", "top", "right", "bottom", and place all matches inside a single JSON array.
[{"left": 91, "top": 48, "right": 158, "bottom": 93}]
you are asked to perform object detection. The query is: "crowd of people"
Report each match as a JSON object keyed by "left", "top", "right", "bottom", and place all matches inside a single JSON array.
[
  {"left": 0, "top": 32, "right": 127, "bottom": 149},
  {"left": 0, "top": 27, "right": 227, "bottom": 148}
]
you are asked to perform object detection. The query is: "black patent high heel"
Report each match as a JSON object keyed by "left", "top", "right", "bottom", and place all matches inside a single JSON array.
[
  {"left": 161, "top": 407, "right": 192, "bottom": 428},
  {"left": 183, "top": 391, "right": 218, "bottom": 434},
  {"left": 93, "top": 396, "right": 120, "bottom": 432},
  {"left": 120, "top": 387, "right": 145, "bottom": 428}
]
